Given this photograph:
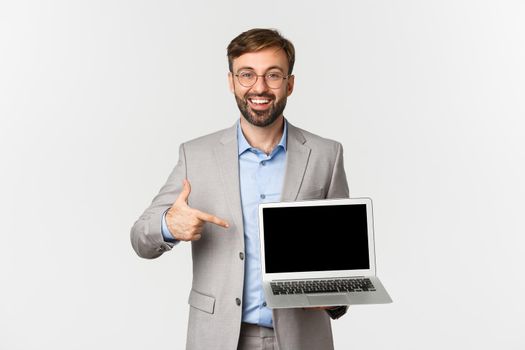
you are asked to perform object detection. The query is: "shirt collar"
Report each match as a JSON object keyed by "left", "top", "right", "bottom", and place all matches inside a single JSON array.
[{"left": 237, "top": 119, "right": 288, "bottom": 156}]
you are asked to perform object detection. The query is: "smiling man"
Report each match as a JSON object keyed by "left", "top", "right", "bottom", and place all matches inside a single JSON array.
[
  {"left": 230, "top": 48, "right": 290, "bottom": 129},
  {"left": 131, "top": 28, "right": 350, "bottom": 350}
]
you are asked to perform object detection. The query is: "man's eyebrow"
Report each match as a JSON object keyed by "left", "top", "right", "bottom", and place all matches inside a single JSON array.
[
  {"left": 266, "top": 66, "right": 285, "bottom": 73},
  {"left": 236, "top": 66, "right": 285, "bottom": 73},
  {"left": 236, "top": 66, "right": 255, "bottom": 72}
]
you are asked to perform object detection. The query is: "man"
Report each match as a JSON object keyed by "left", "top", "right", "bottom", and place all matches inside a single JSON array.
[{"left": 131, "top": 28, "right": 349, "bottom": 350}]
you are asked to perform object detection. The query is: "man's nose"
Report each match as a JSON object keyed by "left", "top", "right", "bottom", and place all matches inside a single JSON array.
[{"left": 250, "top": 75, "right": 270, "bottom": 93}]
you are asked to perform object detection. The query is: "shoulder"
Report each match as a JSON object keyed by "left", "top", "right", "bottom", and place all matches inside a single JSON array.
[
  {"left": 181, "top": 124, "right": 236, "bottom": 151},
  {"left": 288, "top": 122, "right": 343, "bottom": 153}
]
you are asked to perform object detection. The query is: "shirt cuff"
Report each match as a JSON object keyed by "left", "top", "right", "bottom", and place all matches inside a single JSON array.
[{"left": 161, "top": 209, "right": 179, "bottom": 244}]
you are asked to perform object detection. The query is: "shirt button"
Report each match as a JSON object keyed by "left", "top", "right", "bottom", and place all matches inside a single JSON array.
[
  {"left": 239, "top": 252, "right": 244, "bottom": 260},
  {"left": 263, "top": 302, "right": 267, "bottom": 307},
  {"left": 260, "top": 194, "right": 266, "bottom": 199},
  {"left": 261, "top": 161, "right": 266, "bottom": 166},
  {"left": 236, "top": 298, "right": 241, "bottom": 306}
]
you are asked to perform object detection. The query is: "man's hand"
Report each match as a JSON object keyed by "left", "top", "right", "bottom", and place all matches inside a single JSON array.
[{"left": 166, "top": 179, "right": 229, "bottom": 241}]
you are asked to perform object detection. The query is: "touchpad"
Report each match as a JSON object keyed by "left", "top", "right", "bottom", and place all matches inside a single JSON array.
[{"left": 307, "top": 294, "right": 350, "bottom": 306}]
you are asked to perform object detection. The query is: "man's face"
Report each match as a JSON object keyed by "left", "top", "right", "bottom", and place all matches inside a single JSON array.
[{"left": 229, "top": 47, "right": 294, "bottom": 127}]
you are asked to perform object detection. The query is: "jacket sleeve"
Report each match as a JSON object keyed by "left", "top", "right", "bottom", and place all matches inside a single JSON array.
[
  {"left": 326, "top": 142, "right": 350, "bottom": 320},
  {"left": 326, "top": 142, "right": 349, "bottom": 199},
  {"left": 130, "top": 143, "right": 187, "bottom": 259}
]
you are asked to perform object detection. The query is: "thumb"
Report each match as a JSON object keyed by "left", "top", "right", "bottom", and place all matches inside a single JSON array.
[{"left": 176, "top": 179, "right": 191, "bottom": 204}]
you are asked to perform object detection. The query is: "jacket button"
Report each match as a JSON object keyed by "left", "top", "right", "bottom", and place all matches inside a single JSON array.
[
  {"left": 239, "top": 252, "right": 244, "bottom": 260},
  {"left": 235, "top": 298, "right": 241, "bottom": 306}
]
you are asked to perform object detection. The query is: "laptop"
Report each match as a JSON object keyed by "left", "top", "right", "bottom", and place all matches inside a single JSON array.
[{"left": 258, "top": 197, "right": 392, "bottom": 308}]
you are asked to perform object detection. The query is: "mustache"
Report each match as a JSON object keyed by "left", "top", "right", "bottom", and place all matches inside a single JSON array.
[{"left": 245, "top": 93, "right": 275, "bottom": 100}]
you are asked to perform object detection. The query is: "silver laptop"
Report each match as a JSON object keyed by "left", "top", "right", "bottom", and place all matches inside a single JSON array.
[{"left": 258, "top": 198, "right": 392, "bottom": 308}]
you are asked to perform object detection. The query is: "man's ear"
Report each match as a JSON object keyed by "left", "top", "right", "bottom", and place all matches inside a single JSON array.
[
  {"left": 286, "top": 74, "right": 295, "bottom": 97},
  {"left": 228, "top": 72, "right": 235, "bottom": 93}
]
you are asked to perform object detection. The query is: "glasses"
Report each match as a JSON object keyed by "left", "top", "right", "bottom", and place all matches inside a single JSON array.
[{"left": 234, "top": 70, "right": 290, "bottom": 89}]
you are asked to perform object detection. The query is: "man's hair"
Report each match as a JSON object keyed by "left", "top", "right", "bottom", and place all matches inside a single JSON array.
[{"left": 227, "top": 28, "right": 295, "bottom": 74}]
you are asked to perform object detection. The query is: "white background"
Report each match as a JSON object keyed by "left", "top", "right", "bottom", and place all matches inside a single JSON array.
[{"left": 1, "top": 1, "right": 524, "bottom": 349}]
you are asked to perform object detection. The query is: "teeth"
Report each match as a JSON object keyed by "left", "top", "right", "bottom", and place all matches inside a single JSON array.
[{"left": 251, "top": 99, "right": 270, "bottom": 104}]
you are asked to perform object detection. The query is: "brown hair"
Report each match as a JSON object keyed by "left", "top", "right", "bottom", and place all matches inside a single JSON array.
[{"left": 227, "top": 28, "right": 295, "bottom": 74}]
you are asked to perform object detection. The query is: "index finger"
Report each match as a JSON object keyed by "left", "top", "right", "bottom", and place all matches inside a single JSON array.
[{"left": 194, "top": 209, "right": 229, "bottom": 228}]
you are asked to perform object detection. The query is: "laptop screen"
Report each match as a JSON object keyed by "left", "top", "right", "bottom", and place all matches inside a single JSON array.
[{"left": 262, "top": 204, "right": 370, "bottom": 273}]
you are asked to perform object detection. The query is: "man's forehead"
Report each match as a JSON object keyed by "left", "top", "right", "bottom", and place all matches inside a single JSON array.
[{"left": 232, "top": 47, "right": 289, "bottom": 71}]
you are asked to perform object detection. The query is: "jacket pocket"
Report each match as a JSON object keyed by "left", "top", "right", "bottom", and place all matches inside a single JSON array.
[{"left": 188, "top": 289, "right": 216, "bottom": 314}]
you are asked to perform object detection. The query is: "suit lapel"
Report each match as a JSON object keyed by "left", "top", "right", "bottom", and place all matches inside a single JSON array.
[
  {"left": 281, "top": 122, "right": 311, "bottom": 201},
  {"left": 214, "top": 124, "right": 244, "bottom": 237}
]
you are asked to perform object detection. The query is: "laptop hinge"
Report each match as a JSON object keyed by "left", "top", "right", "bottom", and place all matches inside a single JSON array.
[{"left": 270, "top": 276, "right": 366, "bottom": 282}]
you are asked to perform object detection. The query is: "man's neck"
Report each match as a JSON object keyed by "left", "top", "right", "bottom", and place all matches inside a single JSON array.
[{"left": 240, "top": 116, "right": 285, "bottom": 155}]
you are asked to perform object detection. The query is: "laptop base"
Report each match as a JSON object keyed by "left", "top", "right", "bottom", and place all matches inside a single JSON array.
[{"left": 263, "top": 276, "right": 392, "bottom": 309}]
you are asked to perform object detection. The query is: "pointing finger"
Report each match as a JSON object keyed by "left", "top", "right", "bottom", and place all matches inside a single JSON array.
[{"left": 194, "top": 209, "right": 229, "bottom": 228}]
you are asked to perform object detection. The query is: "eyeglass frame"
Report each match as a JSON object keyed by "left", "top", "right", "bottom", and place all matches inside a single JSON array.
[{"left": 233, "top": 70, "right": 292, "bottom": 89}]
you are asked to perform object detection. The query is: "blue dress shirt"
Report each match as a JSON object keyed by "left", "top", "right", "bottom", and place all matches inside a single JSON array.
[
  {"left": 162, "top": 120, "right": 288, "bottom": 329},
  {"left": 237, "top": 121, "right": 287, "bottom": 328}
]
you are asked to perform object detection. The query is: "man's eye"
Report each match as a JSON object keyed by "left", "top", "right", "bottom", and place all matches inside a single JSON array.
[
  {"left": 240, "top": 72, "right": 255, "bottom": 79},
  {"left": 266, "top": 73, "right": 282, "bottom": 80}
]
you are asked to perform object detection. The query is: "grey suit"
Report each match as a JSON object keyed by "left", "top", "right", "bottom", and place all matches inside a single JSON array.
[{"left": 131, "top": 120, "right": 350, "bottom": 350}]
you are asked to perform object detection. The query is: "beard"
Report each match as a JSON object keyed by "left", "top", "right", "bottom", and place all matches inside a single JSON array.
[{"left": 234, "top": 92, "right": 287, "bottom": 127}]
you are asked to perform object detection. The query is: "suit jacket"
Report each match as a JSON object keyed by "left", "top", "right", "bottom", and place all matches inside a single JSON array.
[{"left": 131, "top": 120, "right": 350, "bottom": 350}]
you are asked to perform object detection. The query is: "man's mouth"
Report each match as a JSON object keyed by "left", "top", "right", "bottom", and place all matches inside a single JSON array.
[{"left": 247, "top": 97, "right": 273, "bottom": 110}]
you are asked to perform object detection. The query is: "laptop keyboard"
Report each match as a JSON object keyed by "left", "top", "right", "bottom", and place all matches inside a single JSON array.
[{"left": 270, "top": 278, "right": 376, "bottom": 295}]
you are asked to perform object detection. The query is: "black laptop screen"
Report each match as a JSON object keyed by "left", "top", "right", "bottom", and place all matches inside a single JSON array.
[{"left": 262, "top": 204, "right": 370, "bottom": 273}]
